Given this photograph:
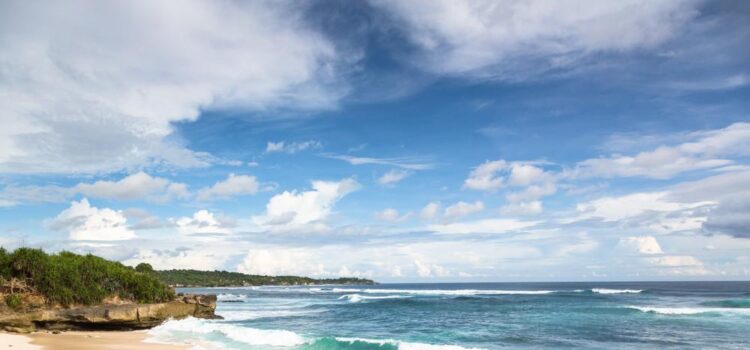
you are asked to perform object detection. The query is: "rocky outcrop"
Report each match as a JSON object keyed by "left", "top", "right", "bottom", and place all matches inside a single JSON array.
[{"left": 0, "top": 294, "right": 219, "bottom": 333}]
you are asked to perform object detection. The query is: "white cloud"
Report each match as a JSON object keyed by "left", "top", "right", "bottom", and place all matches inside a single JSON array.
[
  {"left": 197, "top": 174, "right": 259, "bottom": 201},
  {"left": 573, "top": 123, "right": 750, "bottom": 179},
  {"left": 420, "top": 201, "right": 442, "bottom": 220},
  {"left": 373, "top": 0, "right": 697, "bottom": 75},
  {"left": 500, "top": 200, "right": 543, "bottom": 215},
  {"left": 465, "top": 160, "right": 556, "bottom": 214},
  {"left": 252, "top": 178, "right": 360, "bottom": 231},
  {"left": 443, "top": 201, "right": 484, "bottom": 220},
  {"left": 265, "top": 140, "right": 322, "bottom": 154},
  {"left": 463, "top": 160, "right": 508, "bottom": 191},
  {"left": 48, "top": 198, "right": 135, "bottom": 241},
  {"left": 464, "top": 160, "right": 554, "bottom": 192},
  {"left": 0, "top": 1, "right": 346, "bottom": 174},
  {"left": 375, "top": 208, "right": 411, "bottom": 223},
  {"left": 428, "top": 218, "right": 538, "bottom": 234},
  {"left": 617, "top": 236, "right": 664, "bottom": 255},
  {"left": 237, "top": 248, "right": 323, "bottom": 276},
  {"left": 75, "top": 172, "right": 188, "bottom": 201},
  {"left": 323, "top": 154, "right": 434, "bottom": 170},
  {"left": 172, "top": 210, "right": 233, "bottom": 236},
  {"left": 377, "top": 169, "right": 412, "bottom": 186},
  {"left": 572, "top": 192, "right": 706, "bottom": 222}
]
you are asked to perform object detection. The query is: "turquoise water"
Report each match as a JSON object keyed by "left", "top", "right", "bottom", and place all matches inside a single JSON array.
[{"left": 148, "top": 282, "right": 750, "bottom": 349}]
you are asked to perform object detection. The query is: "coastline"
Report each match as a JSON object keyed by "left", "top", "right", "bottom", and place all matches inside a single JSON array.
[{"left": 1, "top": 331, "right": 188, "bottom": 350}]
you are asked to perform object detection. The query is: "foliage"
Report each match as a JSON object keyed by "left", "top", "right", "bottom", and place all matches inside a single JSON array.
[
  {"left": 4, "top": 293, "right": 22, "bottom": 310},
  {"left": 0, "top": 247, "right": 174, "bottom": 306},
  {"left": 135, "top": 262, "right": 155, "bottom": 274},
  {"left": 155, "top": 269, "right": 375, "bottom": 287}
]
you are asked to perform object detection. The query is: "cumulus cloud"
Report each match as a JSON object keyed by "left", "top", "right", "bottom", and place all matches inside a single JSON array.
[
  {"left": 377, "top": 169, "right": 412, "bottom": 186},
  {"left": 465, "top": 160, "right": 556, "bottom": 213},
  {"left": 572, "top": 123, "right": 750, "bottom": 179},
  {"left": 265, "top": 140, "right": 322, "bottom": 154},
  {"left": 420, "top": 201, "right": 442, "bottom": 220},
  {"left": 0, "top": 1, "right": 347, "bottom": 174},
  {"left": 197, "top": 174, "right": 259, "bottom": 201},
  {"left": 47, "top": 198, "right": 135, "bottom": 241},
  {"left": 172, "top": 210, "right": 234, "bottom": 236},
  {"left": 75, "top": 172, "right": 188, "bottom": 201},
  {"left": 252, "top": 178, "right": 360, "bottom": 232},
  {"left": 373, "top": 0, "right": 697, "bottom": 75},
  {"left": 617, "top": 236, "right": 664, "bottom": 255}
]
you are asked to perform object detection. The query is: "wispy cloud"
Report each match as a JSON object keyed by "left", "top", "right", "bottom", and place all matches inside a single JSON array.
[{"left": 322, "top": 154, "right": 435, "bottom": 170}]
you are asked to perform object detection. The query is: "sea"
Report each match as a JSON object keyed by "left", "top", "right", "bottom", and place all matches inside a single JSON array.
[{"left": 146, "top": 282, "right": 750, "bottom": 349}]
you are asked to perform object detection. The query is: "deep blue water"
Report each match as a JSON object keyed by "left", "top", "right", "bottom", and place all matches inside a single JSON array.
[{"left": 147, "top": 282, "right": 750, "bottom": 349}]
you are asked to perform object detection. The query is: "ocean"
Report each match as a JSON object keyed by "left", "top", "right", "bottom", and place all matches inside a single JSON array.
[{"left": 147, "top": 282, "right": 750, "bottom": 349}]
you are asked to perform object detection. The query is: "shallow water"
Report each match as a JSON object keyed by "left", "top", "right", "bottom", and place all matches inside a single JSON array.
[{"left": 147, "top": 282, "right": 750, "bottom": 349}]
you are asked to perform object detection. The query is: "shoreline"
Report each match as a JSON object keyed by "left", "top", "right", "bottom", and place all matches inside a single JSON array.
[{"left": 1, "top": 331, "right": 188, "bottom": 350}]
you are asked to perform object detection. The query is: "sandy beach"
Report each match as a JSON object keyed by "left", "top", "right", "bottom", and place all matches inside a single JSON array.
[{"left": 1, "top": 331, "right": 187, "bottom": 350}]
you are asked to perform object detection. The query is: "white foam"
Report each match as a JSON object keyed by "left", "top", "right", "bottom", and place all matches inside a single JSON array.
[
  {"left": 627, "top": 306, "right": 750, "bottom": 315},
  {"left": 338, "top": 294, "right": 411, "bottom": 303},
  {"left": 149, "top": 317, "right": 305, "bottom": 347},
  {"left": 592, "top": 288, "right": 643, "bottom": 294},
  {"left": 336, "top": 337, "right": 486, "bottom": 350},
  {"left": 331, "top": 288, "right": 560, "bottom": 296}
]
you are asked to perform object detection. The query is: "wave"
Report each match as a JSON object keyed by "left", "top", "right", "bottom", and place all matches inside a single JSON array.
[
  {"left": 700, "top": 299, "right": 750, "bottom": 308},
  {"left": 338, "top": 294, "right": 412, "bottom": 303},
  {"left": 591, "top": 288, "right": 643, "bottom": 294},
  {"left": 330, "top": 288, "right": 561, "bottom": 296},
  {"left": 333, "top": 337, "right": 486, "bottom": 350},
  {"left": 148, "top": 317, "right": 305, "bottom": 347},
  {"left": 627, "top": 306, "right": 750, "bottom": 316},
  {"left": 149, "top": 319, "right": 485, "bottom": 350}
]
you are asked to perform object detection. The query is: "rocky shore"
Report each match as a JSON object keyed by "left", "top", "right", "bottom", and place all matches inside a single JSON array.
[{"left": 0, "top": 294, "right": 219, "bottom": 333}]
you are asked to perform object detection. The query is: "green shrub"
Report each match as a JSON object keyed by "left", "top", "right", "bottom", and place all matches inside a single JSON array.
[
  {"left": 0, "top": 247, "right": 174, "bottom": 306},
  {"left": 5, "top": 293, "right": 22, "bottom": 310}
]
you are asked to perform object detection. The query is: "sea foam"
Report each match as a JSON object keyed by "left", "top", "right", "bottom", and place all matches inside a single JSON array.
[
  {"left": 335, "top": 337, "right": 487, "bottom": 350},
  {"left": 591, "top": 288, "right": 643, "bottom": 294},
  {"left": 627, "top": 306, "right": 750, "bottom": 315},
  {"left": 149, "top": 317, "right": 305, "bottom": 347},
  {"left": 338, "top": 293, "right": 411, "bottom": 303},
  {"left": 331, "top": 288, "right": 560, "bottom": 296}
]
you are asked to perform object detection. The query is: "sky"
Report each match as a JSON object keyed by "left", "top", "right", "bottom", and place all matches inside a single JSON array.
[{"left": 1, "top": 0, "right": 749, "bottom": 282}]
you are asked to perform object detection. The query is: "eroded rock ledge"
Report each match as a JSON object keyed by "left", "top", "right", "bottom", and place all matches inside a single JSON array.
[{"left": 0, "top": 294, "right": 219, "bottom": 333}]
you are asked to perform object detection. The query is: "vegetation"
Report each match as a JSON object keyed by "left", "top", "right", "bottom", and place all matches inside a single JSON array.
[
  {"left": 0, "top": 247, "right": 174, "bottom": 306},
  {"left": 153, "top": 269, "right": 376, "bottom": 287},
  {"left": 4, "top": 293, "right": 22, "bottom": 310}
]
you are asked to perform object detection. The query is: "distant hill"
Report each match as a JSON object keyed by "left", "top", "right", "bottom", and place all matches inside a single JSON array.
[
  {"left": 0, "top": 247, "right": 174, "bottom": 307},
  {"left": 150, "top": 268, "right": 376, "bottom": 287}
]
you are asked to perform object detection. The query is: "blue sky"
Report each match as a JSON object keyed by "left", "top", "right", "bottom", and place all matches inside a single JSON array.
[{"left": 1, "top": 0, "right": 749, "bottom": 281}]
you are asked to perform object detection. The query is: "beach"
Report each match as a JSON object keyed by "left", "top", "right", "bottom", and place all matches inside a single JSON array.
[{"left": 1, "top": 331, "right": 187, "bottom": 350}]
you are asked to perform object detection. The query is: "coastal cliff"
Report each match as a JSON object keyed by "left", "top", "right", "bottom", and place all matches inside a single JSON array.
[{"left": 0, "top": 294, "right": 218, "bottom": 333}]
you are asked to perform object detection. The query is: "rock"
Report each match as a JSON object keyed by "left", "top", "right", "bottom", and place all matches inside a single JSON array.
[{"left": 0, "top": 294, "right": 219, "bottom": 333}]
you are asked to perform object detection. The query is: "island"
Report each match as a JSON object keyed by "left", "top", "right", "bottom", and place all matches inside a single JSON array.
[{"left": 150, "top": 267, "right": 376, "bottom": 287}]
